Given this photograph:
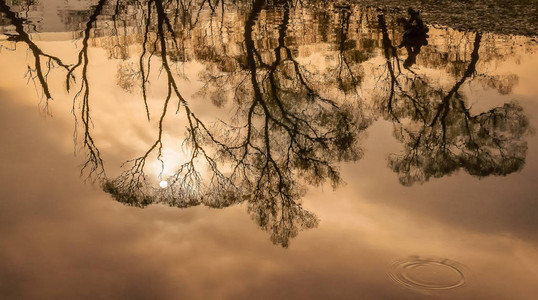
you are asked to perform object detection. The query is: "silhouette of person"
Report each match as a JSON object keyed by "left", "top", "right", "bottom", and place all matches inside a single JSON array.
[{"left": 397, "top": 8, "right": 429, "bottom": 68}]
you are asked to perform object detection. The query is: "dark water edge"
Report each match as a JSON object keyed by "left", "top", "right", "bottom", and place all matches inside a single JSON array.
[
  {"left": 357, "top": 0, "right": 538, "bottom": 37},
  {"left": 1, "top": 1, "right": 536, "bottom": 38}
]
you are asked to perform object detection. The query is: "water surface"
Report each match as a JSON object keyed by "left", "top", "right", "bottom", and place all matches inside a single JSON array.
[{"left": 1, "top": 1, "right": 538, "bottom": 299}]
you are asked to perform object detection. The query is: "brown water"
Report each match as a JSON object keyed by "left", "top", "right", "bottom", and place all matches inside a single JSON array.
[{"left": 1, "top": 1, "right": 538, "bottom": 299}]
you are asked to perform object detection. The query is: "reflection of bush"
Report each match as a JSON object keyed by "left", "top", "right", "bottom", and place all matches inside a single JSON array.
[
  {"left": 103, "top": 180, "right": 154, "bottom": 208},
  {"left": 388, "top": 102, "right": 530, "bottom": 186},
  {"left": 375, "top": 28, "right": 531, "bottom": 186}
]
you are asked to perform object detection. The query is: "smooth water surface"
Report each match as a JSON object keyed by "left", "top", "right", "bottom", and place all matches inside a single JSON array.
[{"left": 1, "top": 0, "right": 538, "bottom": 299}]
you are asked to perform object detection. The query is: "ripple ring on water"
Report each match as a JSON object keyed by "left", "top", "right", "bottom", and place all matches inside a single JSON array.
[{"left": 389, "top": 257, "right": 465, "bottom": 291}]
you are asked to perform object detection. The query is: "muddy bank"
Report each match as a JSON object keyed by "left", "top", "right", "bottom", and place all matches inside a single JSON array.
[{"left": 356, "top": 0, "right": 538, "bottom": 37}]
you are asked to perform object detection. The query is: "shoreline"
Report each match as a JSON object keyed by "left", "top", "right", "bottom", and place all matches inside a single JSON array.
[{"left": 354, "top": 0, "right": 538, "bottom": 38}]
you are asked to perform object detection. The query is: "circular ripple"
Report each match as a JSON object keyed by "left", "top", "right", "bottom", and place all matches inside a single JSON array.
[{"left": 390, "top": 257, "right": 465, "bottom": 291}]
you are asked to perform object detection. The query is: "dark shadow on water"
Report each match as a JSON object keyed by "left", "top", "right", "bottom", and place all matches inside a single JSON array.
[{"left": 397, "top": 8, "right": 429, "bottom": 69}]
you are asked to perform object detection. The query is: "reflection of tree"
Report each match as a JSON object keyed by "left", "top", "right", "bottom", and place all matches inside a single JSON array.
[
  {"left": 377, "top": 14, "right": 531, "bottom": 186},
  {"left": 328, "top": 5, "right": 364, "bottom": 95},
  {"left": 67, "top": 0, "right": 108, "bottom": 179},
  {"left": 102, "top": 0, "right": 369, "bottom": 247},
  {"left": 0, "top": 0, "right": 70, "bottom": 108},
  {"left": 105, "top": 0, "right": 231, "bottom": 208},
  {"left": 226, "top": 0, "right": 368, "bottom": 246},
  {"left": 0, "top": 0, "right": 109, "bottom": 178}
]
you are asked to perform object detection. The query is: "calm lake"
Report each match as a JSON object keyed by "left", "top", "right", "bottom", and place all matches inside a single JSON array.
[{"left": 1, "top": 0, "right": 537, "bottom": 299}]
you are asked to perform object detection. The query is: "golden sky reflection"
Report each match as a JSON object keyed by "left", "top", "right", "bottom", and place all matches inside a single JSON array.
[
  {"left": 1, "top": 3, "right": 538, "bottom": 299},
  {"left": 1, "top": 96, "right": 537, "bottom": 300}
]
